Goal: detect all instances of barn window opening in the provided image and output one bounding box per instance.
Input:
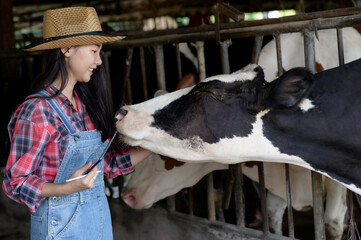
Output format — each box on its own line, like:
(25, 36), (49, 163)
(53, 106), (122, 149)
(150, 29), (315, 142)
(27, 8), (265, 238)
(176, 17), (190, 28)
(208, 9), (296, 23)
(267, 9), (297, 19)
(143, 16), (179, 31)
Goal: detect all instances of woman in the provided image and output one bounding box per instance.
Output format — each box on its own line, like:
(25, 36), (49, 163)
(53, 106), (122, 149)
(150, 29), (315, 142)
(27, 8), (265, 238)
(2, 6), (151, 239)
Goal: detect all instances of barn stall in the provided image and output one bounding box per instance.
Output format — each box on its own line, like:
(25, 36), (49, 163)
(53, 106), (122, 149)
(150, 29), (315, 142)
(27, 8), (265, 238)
(1, 1), (361, 239)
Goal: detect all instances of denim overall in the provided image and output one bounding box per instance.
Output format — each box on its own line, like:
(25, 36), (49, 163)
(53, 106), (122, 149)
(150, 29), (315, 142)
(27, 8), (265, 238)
(30, 90), (113, 240)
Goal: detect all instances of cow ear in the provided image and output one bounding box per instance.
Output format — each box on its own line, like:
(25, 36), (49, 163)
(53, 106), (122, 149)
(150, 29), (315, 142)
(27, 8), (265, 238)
(268, 67), (314, 108)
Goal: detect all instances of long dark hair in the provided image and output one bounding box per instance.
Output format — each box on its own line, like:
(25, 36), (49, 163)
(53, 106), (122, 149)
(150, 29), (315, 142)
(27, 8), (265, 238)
(29, 48), (114, 141)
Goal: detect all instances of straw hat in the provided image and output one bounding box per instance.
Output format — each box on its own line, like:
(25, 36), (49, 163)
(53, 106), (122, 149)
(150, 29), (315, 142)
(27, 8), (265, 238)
(23, 6), (125, 51)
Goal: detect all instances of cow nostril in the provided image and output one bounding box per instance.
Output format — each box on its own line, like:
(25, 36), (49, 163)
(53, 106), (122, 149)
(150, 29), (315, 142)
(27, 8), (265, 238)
(122, 192), (136, 207)
(120, 108), (128, 115)
(115, 108), (128, 121)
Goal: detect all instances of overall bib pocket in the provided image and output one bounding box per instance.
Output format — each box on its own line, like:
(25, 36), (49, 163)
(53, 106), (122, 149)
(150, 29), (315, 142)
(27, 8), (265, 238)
(50, 200), (80, 239)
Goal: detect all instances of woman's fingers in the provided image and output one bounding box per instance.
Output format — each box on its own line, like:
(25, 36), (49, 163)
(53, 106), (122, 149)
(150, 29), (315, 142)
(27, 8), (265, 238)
(72, 162), (92, 177)
(68, 162), (99, 186)
(87, 166), (99, 182)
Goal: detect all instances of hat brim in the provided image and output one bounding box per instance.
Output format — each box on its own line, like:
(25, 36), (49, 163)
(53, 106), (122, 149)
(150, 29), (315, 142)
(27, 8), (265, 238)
(23, 31), (126, 51)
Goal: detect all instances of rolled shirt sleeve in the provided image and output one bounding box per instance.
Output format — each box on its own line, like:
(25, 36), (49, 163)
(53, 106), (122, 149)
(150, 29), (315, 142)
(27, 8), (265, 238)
(2, 118), (50, 213)
(103, 147), (134, 179)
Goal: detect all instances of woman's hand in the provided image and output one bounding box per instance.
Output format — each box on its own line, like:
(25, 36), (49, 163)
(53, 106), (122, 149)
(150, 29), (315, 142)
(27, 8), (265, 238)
(41, 162), (100, 198)
(67, 162), (100, 191)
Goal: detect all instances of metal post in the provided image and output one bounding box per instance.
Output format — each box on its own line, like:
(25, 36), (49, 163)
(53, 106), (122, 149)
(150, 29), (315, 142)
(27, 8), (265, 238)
(220, 39), (232, 74)
(207, 173), (216, 221)
(166, 195), (176, 212)
(304, 29), (326, 240)
(336, 28), (355, 240)
(175, 43), (183, 81)
(285, 164), (295, 238)
(188, 186), (194, 216)
(311, 171), (326, 240)
(303, 30), (316, 73)
(139, 47), (149, 100)
(223, 168), (235, 210)
(154, 45), (167, 90)
(336, 28), (345, 66)
(257, 162), (269, 233)
(274, 33), (283, 76)
(251, 35), (264, 64)
(274, 33), (295, 238)
(194, 41), (206, 81)
(233, 164), (245, 227)
(122, 48), (133, 105)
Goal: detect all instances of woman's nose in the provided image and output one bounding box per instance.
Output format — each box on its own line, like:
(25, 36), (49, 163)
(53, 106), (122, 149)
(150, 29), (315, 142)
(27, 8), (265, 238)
(96, 55), (102, 65)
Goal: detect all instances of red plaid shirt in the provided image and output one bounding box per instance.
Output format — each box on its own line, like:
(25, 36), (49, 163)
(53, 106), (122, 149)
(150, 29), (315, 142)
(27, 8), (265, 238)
(2, 86), (133, 212)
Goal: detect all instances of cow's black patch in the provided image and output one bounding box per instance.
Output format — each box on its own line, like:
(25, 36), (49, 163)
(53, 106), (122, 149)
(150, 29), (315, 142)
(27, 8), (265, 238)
(263, 58), (361, 188)
(151, 74), (267, 143)
(152, 59), (361, 191)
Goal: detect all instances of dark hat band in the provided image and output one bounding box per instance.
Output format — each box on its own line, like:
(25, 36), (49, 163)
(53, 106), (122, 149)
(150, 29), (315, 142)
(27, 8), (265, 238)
(23, 31), (126, 50)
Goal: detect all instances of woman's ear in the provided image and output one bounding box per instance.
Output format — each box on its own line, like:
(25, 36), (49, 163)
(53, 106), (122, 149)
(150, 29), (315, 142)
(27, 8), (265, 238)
(61, 46), (72, 57)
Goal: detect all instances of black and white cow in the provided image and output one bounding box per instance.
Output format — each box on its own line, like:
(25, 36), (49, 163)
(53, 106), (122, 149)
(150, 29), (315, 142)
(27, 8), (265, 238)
(117, 27), (361, 240)
(116, 56), (361, 197)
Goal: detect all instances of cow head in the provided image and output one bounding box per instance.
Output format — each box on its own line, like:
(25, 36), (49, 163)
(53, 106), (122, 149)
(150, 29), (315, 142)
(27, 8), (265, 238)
(121, 153), (228, 209)
(115, 64), (314, 163)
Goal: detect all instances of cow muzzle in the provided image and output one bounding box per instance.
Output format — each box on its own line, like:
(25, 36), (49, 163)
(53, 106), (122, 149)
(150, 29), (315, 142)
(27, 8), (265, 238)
(115, 108), (128, 121)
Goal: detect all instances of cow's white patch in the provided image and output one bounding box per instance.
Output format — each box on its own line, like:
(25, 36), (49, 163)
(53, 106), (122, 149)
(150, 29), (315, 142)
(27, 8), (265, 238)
(345, 183), (361, 196)
(139, 110), (313, 172)
(203, 110), (313, 168)
(122, 153), (228, 209)
(202, 64), (259, 83)
(125, 87), (193, 115)
(298, 98), (315, 112)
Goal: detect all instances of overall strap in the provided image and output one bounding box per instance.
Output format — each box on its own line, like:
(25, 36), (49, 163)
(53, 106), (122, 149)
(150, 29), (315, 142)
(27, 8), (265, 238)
(37, 90), (77, 135)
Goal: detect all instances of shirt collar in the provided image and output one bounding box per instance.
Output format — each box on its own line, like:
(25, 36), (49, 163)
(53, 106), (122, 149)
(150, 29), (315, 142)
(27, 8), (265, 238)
(47, 85), (81, 111)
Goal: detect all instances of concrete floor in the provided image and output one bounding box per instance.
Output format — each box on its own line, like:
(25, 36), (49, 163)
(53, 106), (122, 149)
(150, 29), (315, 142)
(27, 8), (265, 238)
(0, 187), (360, 240)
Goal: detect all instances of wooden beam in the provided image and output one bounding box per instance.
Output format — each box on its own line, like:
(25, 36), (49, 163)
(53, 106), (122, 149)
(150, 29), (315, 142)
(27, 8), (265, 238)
(0, 0), (17, 80)
(0, 0), (15, 50)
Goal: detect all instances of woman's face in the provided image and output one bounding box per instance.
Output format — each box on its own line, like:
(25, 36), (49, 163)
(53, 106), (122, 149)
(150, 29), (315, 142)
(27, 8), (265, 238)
(66, 44), (103, 83)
